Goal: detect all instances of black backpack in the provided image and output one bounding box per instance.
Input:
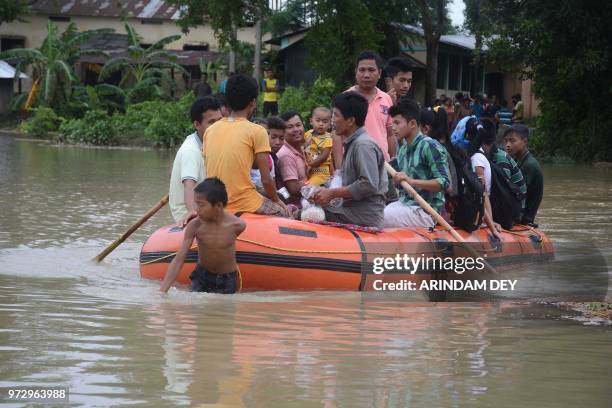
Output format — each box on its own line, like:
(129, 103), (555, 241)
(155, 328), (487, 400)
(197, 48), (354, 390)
(488, 159), (522, 230)
(448, 148), (484, 232)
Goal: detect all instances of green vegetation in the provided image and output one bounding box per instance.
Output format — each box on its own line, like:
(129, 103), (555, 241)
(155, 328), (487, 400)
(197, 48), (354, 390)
(19, 107), (63, 137)
(278, 78), (336, 124)
(0, 0), (29, 26)
(474, 0), (612, 162)
(4, 22), (196, 147)
(55, 93), (195, 147)
(57, 110), (116, 145)
(98, 24), (186, 107)
(0, 21), (113, 114)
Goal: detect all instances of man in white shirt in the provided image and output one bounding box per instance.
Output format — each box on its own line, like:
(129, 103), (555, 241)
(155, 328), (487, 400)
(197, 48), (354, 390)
(169, 97), (222, 226)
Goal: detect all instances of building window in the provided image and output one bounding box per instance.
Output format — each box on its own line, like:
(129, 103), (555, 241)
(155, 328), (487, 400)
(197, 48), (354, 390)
(183, 43), (209, 51)
(0, 37), (25, 52)
(448, 55), (460, 90)
(49, 16), (71, 22)
(462, 58), (471, 91)
(141, 19), (163, 25)
(437, 54), (447, 89)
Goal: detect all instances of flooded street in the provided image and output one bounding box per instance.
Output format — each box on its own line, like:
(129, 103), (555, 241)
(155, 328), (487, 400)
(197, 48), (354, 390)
(1, 137), (610, 407)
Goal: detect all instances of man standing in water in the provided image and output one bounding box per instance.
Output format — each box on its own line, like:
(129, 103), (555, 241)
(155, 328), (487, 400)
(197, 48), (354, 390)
(169, 97), (222, 226)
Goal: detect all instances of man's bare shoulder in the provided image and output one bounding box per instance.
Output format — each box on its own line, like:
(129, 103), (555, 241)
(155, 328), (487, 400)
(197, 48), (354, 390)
(185, 217), (204, 236)
(222, 211), (246, 234)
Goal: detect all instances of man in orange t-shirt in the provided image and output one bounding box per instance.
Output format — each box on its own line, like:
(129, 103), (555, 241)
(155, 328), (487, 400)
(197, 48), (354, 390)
(204, 74), (290, 217)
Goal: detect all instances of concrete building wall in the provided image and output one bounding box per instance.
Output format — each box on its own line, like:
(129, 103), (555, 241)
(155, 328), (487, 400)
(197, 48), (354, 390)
(500, 75), (538, 119)
(522, 79), (539, 118)
(1, 14), (263, 96)
(0, 15), (258, 51)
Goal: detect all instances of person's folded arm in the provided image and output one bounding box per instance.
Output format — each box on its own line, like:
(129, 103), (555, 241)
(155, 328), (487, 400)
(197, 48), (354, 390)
(346, 145), (380, 200)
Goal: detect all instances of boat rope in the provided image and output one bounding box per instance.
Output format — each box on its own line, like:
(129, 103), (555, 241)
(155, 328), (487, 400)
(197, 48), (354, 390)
(502, 226), (544, 242)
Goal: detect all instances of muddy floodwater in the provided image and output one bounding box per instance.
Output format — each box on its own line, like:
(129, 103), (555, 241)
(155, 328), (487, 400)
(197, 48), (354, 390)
(1, 137), (610, 407)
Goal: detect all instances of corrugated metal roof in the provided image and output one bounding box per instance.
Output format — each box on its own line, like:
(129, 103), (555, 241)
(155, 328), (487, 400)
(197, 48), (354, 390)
(0, 60), (28, 79)
(30, 0), (181, 20)
(397, 24), (487, 51)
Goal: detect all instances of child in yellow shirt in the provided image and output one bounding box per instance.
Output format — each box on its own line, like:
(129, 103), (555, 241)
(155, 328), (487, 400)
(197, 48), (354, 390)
(304, 107), (333, 186)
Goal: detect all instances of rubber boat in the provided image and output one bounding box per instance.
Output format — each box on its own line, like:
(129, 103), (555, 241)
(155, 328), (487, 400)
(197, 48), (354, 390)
(140, 213), (554, 291)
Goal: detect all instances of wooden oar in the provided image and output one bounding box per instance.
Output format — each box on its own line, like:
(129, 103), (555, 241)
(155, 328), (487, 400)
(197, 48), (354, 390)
(94, 194), (169, 263)
(384, 162), (497, 274)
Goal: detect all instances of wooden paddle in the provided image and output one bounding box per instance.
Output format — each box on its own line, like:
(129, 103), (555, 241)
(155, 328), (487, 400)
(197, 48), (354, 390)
(384, 162), (497, 274)
(94, 194), (169, 263)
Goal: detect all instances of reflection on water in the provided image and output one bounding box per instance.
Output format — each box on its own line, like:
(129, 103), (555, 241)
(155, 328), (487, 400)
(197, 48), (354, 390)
(0, 138), (611, 407)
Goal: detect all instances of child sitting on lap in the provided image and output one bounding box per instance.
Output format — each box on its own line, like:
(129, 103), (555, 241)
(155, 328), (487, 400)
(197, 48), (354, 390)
(160, 178), (246, 294)
(304, 107), (333, 186)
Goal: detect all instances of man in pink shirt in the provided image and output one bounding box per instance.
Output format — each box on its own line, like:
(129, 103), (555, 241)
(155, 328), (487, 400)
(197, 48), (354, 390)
(277, 111), (308, 205)
(332, 50), (395, 168)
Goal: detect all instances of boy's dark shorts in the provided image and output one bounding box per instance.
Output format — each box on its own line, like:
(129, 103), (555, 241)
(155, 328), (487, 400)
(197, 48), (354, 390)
(189, 265), (238, 294)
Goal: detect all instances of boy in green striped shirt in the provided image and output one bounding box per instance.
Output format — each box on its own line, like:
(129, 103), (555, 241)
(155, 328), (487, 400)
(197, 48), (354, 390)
(384, 98), (450, 228)
(490, 145), (527, 210)
(480, 118), (527, 222)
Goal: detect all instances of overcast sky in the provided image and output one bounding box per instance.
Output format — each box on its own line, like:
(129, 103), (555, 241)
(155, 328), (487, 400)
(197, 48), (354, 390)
(448, 0), (466, 28)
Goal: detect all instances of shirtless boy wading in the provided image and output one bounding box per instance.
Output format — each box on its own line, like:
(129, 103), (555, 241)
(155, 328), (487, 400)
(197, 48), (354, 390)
(160, 178), (246, 294)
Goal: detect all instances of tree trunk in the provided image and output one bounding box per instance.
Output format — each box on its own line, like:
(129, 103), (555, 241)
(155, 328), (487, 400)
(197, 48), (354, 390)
(470, 33), (483, 96)
(424, 37), (439, 106)
(468, 0), (483, 96)
(254, 14), (262, 85)
(229, 22), (237, 73)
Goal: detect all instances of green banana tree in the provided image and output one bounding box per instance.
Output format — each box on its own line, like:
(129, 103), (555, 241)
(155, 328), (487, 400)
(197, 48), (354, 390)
(0, 21), (113, 111)
(70, 84), (126, 113)
(99, 24), (187, 103)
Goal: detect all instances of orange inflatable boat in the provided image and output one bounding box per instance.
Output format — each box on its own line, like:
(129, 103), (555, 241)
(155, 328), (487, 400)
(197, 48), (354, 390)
(140, 214), (554, 291)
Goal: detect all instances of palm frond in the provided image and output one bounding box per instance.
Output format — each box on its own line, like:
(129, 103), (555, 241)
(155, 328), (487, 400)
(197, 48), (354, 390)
(142, 67), (174, 86)
(0, 48), (44, 63)
(9, 93), (28, 112)
(99, 57), (130, 81)
(127, 45), (145, 59)
(41, 67), (54, 106)
(146, 50), (177, 61)
(96, 84), (126, 98)
(148, 35), (181, 51)
(59, 22), (79, 43)
(124, 24), (141, 47)
(126, 78), (162, 104)
(40, 21), (59, 58)
(52, 60), (76, 83)
(149, 60), (187, 76)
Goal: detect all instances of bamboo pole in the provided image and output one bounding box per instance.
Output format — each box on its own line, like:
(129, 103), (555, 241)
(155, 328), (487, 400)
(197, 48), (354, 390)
(384, 162), (497, 274)
(94, 195), (169, 262)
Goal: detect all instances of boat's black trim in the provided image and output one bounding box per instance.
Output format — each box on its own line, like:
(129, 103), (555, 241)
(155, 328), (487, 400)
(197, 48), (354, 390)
(140, 250), (363, 273)
(140, 249), (554, 274)
(345, 230), (367, 291)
